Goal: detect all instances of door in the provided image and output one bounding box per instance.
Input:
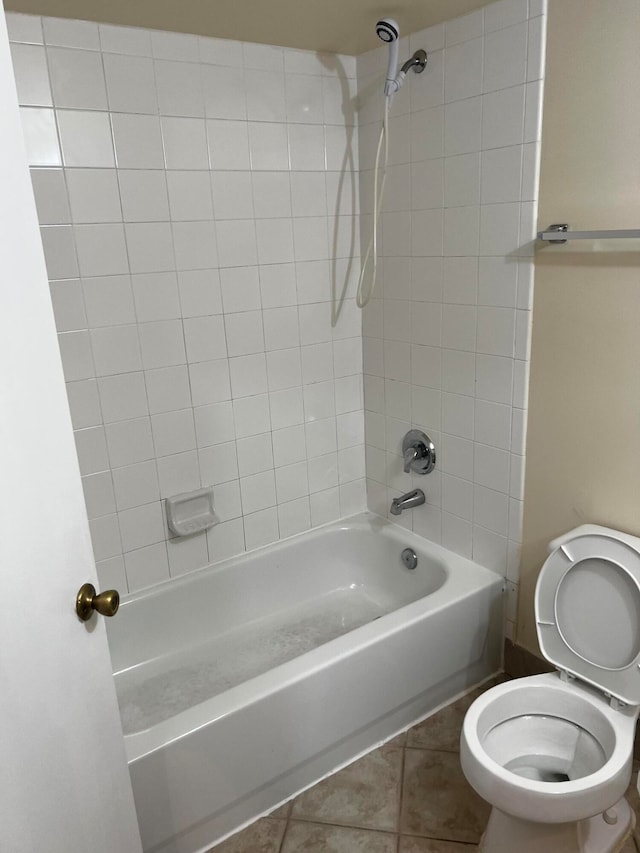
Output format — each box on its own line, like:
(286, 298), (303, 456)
(0, 8), (142, 853)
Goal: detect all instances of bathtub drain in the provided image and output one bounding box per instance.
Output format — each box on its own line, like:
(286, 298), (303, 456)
(401, 548), (418, 570)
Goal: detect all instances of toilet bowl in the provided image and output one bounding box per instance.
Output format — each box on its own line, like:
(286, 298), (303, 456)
(461, 524), (640, 852)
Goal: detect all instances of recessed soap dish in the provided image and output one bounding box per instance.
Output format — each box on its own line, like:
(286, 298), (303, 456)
(165, 487), (215, 537)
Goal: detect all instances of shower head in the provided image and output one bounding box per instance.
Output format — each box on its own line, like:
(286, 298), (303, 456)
(376, 17), (400, 96)
(375, 17), (399, 43)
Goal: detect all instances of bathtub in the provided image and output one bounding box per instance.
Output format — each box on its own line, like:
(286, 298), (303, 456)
(107, 512), (504, 853)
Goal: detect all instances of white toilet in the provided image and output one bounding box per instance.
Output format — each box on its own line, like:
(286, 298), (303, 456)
(461, 524), (640, 853)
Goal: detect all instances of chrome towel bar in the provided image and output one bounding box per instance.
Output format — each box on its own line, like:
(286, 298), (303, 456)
(538, 223), (640, 243)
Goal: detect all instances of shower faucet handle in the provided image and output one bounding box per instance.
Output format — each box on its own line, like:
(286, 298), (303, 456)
(402, 430), (436, 475)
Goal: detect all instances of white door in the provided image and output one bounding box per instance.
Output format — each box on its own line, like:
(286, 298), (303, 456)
(0, 8), (142, 853)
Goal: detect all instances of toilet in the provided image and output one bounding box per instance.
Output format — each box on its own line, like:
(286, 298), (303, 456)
(461, 524), (640, 853)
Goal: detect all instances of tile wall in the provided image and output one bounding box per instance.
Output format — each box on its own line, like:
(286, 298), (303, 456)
(357, 0), (546, 640)
(7, 11), (365, 594)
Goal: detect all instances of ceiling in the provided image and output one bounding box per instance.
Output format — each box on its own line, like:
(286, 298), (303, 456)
(4, 0), (489, 55)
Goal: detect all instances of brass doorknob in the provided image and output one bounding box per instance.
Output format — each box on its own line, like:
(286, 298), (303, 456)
(76, 583), (120, 621)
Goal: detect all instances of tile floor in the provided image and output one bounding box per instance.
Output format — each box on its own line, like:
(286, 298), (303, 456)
(210, 678), (640, 852)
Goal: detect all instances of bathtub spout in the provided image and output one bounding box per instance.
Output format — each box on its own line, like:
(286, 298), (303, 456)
(390, 489), (425, 516)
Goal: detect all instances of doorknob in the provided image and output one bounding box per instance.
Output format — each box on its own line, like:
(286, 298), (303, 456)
(76, 583), (120, 621)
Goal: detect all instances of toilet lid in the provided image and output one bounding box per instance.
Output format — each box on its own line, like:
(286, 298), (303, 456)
(535, 525), (640, 706)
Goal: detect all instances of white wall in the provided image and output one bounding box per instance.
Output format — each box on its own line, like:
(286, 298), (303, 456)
(7, 11), (365, 595)
(357, 0), (546, 641)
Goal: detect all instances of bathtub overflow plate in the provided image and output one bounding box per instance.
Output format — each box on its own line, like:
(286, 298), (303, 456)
(401, 548), (418, 570)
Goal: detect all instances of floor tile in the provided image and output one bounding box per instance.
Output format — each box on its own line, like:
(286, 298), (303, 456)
(268, 801), (292, 820)
(291, 741), (403, 831)
(281, 820), (397, 853)
(209, 818), (285, 853)
(400, 748), (490, 844)
(400, 839), (476, 852)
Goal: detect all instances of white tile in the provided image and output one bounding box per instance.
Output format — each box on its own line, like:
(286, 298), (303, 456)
(119, 502), (165, 551)
(172, 221), (218, 270)
(269, 387), (304, 430)
(198, 36), (243, 66)
(178, 269), (223, 316)
(243, 42), (283, 71)
(278, 497), (311, 538)
(475, 400), (512, 450)
(183, 315), (227, 362)
(336, 410), (364, 449)
(478, 257), (518, 307)
(441, 348), (475, 397)
(75, 224), (128, 277)
(6, 12), (44, 44)
(125, 542), (170, 593)
(206, 518), (245, 562)
(232, 394), (271, 438)
(286, 73), (323, 124)
(155, 59), (204, 118)
(30, 168), (70, 224)
(255, 219), (294, 265)
(43, 17), (99, 49)
(444, 206), (480, 257)
(476, 354), (513, 404)
(50, 280), (86, 331)
(441, 304), (476, 352)
(444, 153), (480, 208)
(193, 401), (235, 447)
(188, 359), (231, 406)
(47, 47), (107, 109)
(74, 426), (109, 475)
(293, 217), (328, 262)
(263, 307), (299, 351)
(57, 110), (114, 167)
(304, 380), (335, 423)
(240, 469), (277, 514)
(89, 515), (122, 561)
(99, 24), (152, 56)
(484, 0), (527, 33)
(272, 425), (306, 468)
(248, 122), (289, 171)
(481, 145), (523, 204)
(215, 219), (257, 269)
(474, 483), (509, 534)
(112, 461), (160, 511)
(445, 10), (483, 46)
(480, 203), (521, 256)
(10, 43), (52, 106)
(246, 70), (286, 122)
(211, 479), (242, 521)
(275, 461), (308, 503)
(150, 30), (198, 61)
(161, 117), (209, 169)
(298, 303), (332, 345)
(244, 508), (279, 550)
(105, 417), (155, 467)
(444, 97), (482, 156)
(442, 392), (474, 439)
(132, 272), (181, 322)
(199, 441), (238, 486)
(167, 533), (209, 577)
(202, 65), (247, 119)
(477, 306), (515, 356)
(236, 432), (273, 478)
(211, 171), (254, 220)
(442, 257), (477, 305)
(104, 53), (157, 114)
(83, 275), (135, 328)
(301, 342), (333, 385)
(157, 450), (203, 497)
(39, 234), (77, 285)
(58, 331), (94, 381)
(66, 379), (101, 428)
(384, 339), (412, 382)
(229, 353), (268, 397)
(292, 172), (328, 219)
(473, 525), (508, 572)
(252, 171), (291, 219)
(125, 222), (175, 273)
(410, 209), (444, 257)
(225, 311), (264, 357)
(90, 325), (142, 376)
(111, 114), (165, 169)
(138, 319), (186, 369)
(66, 169), (121, 224)
(441, 473), (473, 520)
(442, 512), (472, 558)
(118, 170), (170, 222)
(482, 85), (525, 149)
(444, 37), (483, 103)
(483, 22), (528, 93)
(409, 105), (444, 161)
(296, 259), (330, 304)
(20, 107), (60, 166)
(308, 452), (339, 493)
(151, 409), (196, 457)
(527, 15), (546, 82)
(524, 81), (543, 143)
(96, 555), (128, 592)
(310, 487), (340, 526)
(340, 479), (366, 515)
(145, 365), (192, 414)
(206, 119), (250, 170)
(219, 266), (261, 313)
(305, 417), (337, 457)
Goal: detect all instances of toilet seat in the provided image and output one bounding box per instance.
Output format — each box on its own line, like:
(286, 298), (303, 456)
(536, 524), (640, 707)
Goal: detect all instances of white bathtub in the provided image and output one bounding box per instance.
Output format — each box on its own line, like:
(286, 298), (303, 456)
(107, 512), (504, 853)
